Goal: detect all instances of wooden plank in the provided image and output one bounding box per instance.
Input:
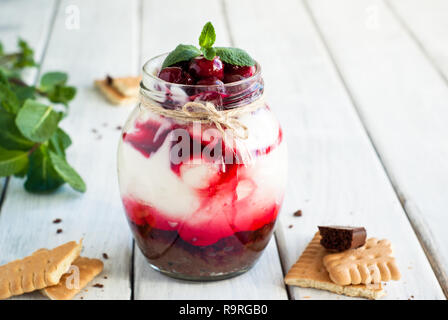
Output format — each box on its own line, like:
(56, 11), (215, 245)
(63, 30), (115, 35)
(225, 0), (445, 299)
(133, 0), (288, 300)
(388, 0), (448, 82)
(307, 0), (448, 296)
(0, 0), (58, 206)
(0, 0), (140, 299)
(305, 0), (448, 296)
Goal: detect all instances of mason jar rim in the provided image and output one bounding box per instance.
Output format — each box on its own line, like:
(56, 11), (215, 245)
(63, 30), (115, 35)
(141, 52), (262, 90)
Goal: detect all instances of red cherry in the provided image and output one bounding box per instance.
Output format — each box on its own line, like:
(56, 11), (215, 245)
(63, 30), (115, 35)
(196, 77), (224, 86)
(223, 74), (244, 84)
(183, 72), (195, 85)
(225, 65), (256, 78)
(158, 67), (195, 85)
(188, 56), (224, 80)
(158, 67), (183, 83)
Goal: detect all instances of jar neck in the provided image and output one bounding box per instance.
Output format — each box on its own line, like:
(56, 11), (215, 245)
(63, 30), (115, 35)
(140, 54), (264, 111)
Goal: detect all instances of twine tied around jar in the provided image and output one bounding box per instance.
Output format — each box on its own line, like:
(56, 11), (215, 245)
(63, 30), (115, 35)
(139, 93), (265, 140)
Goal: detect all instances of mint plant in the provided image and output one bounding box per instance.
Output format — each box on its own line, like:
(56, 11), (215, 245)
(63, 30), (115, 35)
(162, 22), (255, 68)
(0, 38), (85, 193)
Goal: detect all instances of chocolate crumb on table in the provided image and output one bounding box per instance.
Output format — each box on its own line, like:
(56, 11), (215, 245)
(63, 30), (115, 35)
(102, 253), (109, 259)
(56, 229), (63, 234)
(293, 210), (302, 217)
(93, 283), (104, 288)
(53, 218), (62, 224)
(104, 276), (108, 279)
(288, 225), (293, 229)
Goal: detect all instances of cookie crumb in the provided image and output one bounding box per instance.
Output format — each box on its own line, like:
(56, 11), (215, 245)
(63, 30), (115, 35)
(302, 296), (311, 299)
(93, 283), (104, 288)
(53, 218), (62, 224)
(288, 225), (293, 229)
(102, 253), (109, 260)
(80, 297), (84, 300)
(56, 229), (63, 234)
(104, 276), (108, 279)
(293, 210), (302, 217)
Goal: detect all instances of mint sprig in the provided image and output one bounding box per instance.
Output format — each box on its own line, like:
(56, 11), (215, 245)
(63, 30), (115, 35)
(0, 38), (85, 193)
(161, 22), (255, 67)
(161, 44), (201, 69)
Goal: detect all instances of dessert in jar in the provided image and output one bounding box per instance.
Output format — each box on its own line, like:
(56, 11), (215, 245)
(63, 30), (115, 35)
(117, 22), (287, 280)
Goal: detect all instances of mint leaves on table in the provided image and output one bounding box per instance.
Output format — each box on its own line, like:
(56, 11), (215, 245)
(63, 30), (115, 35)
(0, 38), (85, 193)
(162, 21), (255, 67)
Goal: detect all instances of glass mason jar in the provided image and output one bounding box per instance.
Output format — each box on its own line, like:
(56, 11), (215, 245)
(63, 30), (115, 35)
(117, 53), (287, 281)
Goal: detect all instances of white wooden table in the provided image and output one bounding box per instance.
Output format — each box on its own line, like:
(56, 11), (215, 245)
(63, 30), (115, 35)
(1, 0), (447, 300)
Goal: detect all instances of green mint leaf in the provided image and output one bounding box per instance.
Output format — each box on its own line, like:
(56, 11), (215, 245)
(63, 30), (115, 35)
(14, 39), (37, 69)
(0, 109), (34, 150)
(201, 47), (216, 61)
(14, 161), (29, 177)
(199, 22), (216, 49)
(40, 72), (68, 91)
(46, 85), (76, 105)
(15, 99), (60, 143)
(10, 83), (36, 106)
(162, 44), (201, 68)
(215, 47), (255, 66)
(24, 144), (64, 193)
(0, 147), (29, 177)
(0, 82), (21, 114)
(49, 128), (72, 158)
(49, 151), (85, 192)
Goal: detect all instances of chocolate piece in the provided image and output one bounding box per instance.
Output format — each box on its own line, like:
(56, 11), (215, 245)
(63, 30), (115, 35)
(318, 226), (366, 252)
(293, 210), (302, 217)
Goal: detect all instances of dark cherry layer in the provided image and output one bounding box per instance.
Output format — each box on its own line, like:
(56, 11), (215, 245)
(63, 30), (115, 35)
(129, 220), (275, 277)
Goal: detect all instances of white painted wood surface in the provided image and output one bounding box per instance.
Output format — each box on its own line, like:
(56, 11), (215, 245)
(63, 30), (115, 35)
(133, 0), (287, 300)
(307, 0), (448, 294)
(0, 0), (139, 299)
(388, 0), (448, 81)
(225, 0), (444, 300)
(1, 0), (447, 300)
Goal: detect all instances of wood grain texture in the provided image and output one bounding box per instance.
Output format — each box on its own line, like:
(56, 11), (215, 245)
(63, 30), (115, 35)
(225, 0), (445, 299)
(0, 0), (140, 299)
(388, 0), (448, 82)
(306, 0), (448, 296)
(132, 0), (288, 300)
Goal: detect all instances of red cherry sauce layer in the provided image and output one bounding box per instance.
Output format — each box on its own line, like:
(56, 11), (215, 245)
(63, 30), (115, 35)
(121, 113), (283, 276)
(122, 114), (283, 242)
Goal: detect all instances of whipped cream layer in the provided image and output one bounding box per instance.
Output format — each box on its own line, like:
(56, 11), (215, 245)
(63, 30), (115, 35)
(118, 105), (287, 246)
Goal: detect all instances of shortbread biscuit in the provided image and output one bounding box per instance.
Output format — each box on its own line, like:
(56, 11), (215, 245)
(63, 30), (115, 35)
(285, 233), (385, 299)
(0, 240), (82, 300)
(94, 79), (138, 105)
(323, 238), (400, 286)
(41, 257), (104, 300)
(109, 76), (141, 97)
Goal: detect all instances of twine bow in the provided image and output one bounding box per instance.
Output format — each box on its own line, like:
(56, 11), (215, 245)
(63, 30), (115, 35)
(139, 93), (264, 140)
